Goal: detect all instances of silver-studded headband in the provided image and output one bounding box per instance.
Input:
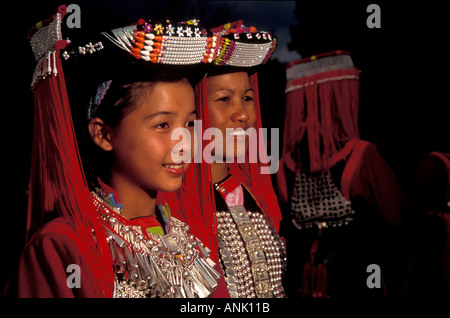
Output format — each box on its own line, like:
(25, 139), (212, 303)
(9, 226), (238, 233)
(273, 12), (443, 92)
(210, 21), (277, 67)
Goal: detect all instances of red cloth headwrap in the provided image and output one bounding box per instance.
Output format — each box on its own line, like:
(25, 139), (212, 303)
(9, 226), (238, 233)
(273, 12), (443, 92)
(277, 51), (361, 202)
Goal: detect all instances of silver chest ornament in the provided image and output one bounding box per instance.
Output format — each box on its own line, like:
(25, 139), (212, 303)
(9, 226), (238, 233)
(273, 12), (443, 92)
(92, 193), (220, 298)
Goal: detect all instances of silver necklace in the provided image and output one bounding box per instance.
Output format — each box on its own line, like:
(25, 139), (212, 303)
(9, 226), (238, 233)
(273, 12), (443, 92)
(92, 192), (221, 298)
(216, 206), (287, 298)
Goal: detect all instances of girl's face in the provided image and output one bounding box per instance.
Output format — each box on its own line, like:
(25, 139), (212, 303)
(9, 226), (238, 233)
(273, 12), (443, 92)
(107, 79), (196, 193)
(206, 72), (257, 160)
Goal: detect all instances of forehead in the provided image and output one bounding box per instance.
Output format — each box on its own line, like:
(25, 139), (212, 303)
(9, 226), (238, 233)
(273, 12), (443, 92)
(206, 72), (251, 92)
(133, 80), (195, 115)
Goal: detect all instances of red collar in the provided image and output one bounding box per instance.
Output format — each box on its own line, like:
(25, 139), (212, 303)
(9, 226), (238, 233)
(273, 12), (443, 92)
(214, 175), (242, 200)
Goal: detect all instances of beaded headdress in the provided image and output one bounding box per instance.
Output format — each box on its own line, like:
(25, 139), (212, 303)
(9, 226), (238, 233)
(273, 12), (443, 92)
(100, 18), (217, 65)
(209, 20), (277, 67)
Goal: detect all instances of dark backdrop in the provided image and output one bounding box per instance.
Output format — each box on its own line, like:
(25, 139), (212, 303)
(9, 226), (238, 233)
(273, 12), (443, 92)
(2, 0), (448, 298)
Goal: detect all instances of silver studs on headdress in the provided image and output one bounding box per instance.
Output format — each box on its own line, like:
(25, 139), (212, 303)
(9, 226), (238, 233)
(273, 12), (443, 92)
(211, 22), (277, 67)
(62, 41), (104, 60)
(101, 19), (218, 65)
(30, 10), (64, 88)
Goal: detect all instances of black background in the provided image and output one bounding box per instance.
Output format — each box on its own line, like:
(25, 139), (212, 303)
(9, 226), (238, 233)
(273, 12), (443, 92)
(2, 0), (448, 305)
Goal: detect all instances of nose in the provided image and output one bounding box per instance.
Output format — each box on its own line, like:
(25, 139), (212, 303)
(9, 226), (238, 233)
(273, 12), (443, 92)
(172, 134), (190, 154)
(170, 128), (192, 163)
(231, 101), (250, 123)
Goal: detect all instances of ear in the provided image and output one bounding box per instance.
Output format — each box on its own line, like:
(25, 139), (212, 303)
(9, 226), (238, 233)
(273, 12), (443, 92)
(88, 118), (114, 151)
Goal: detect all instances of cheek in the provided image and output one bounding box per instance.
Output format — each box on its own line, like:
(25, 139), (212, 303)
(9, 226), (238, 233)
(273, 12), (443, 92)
(135, 134), (172, 166)
(247, 104), (257, 127)
(189, 132), (196, 161)
(207, 104), (228, 130)
(113, 129), (168, 171)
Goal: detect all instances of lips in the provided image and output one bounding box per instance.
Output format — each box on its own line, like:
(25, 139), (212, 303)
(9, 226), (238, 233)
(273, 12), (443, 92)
(226, 128), (251, 143)
(226, 127), (249, 136)
(226, 130), (246, 136)
(162, 163), (185, 176)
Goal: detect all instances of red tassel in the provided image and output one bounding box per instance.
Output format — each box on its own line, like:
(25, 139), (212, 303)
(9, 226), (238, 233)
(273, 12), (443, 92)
(302, 263), (311, 297)
(27, 43), (114, 296)
(281, 60), (360, 174)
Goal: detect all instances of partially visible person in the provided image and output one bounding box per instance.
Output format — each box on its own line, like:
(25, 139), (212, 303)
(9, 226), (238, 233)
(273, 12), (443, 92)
(405, 151), (450, 299)
(277, 51), (408, 298)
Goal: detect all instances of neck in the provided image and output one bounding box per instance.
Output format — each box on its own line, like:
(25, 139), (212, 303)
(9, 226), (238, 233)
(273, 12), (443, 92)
(109, 173), (157, 219)
(210, 162), (230, 184)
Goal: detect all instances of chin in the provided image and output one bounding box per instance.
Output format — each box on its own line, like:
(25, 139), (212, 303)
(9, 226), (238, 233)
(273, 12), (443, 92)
(234, 144), (249, 160)
(159, 179), (184, 193)
(219, 144), (248, 162)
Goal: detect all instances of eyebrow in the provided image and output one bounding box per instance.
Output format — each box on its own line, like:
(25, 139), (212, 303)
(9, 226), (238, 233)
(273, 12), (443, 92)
(144, 109), (197, 121)
(213, 88), (254, 94)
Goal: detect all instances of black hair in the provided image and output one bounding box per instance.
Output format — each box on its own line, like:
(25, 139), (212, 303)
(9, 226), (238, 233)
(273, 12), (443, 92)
(91, 66), (203, 129)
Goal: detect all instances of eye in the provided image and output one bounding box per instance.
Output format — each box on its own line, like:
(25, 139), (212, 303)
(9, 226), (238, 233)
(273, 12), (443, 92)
(243, 96), (254, 102)
(216, 96), (230, 103)
(186, 120), (195, 128)
(155, 122), (169, 129)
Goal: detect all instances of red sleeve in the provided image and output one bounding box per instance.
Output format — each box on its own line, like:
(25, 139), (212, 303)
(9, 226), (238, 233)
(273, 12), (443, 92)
(5, 218), (102, 298)
(342, 141), (407, 227)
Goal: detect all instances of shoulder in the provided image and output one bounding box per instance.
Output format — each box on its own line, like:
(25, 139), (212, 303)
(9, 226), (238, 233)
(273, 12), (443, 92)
(28, 217), (79, 242)
(24, 217), (85, 261)
(341, 140), (384, 196)
(349, 140), (377, 159)
(33, 217), (77, 236)
(6, 218), (97, 297)
(345, 140), (383, 173)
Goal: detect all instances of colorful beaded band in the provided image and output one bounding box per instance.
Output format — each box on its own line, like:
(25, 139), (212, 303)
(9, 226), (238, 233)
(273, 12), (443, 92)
(215, 39), (276, 67)
(211, 22), (277, 67)
(101, 19), (218, 65)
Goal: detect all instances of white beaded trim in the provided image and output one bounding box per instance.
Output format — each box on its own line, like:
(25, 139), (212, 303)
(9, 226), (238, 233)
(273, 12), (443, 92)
(226, 41), (274, 67)
(30, 12), (63, 88)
